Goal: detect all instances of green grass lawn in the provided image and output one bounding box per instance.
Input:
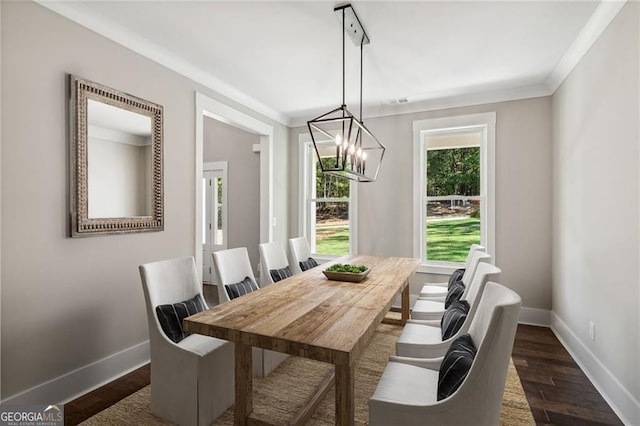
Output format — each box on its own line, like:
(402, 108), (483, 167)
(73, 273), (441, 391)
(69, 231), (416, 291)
(314, 218), (480, 260)
(315, 225), (349, 255)
(427, 217), (481, 262)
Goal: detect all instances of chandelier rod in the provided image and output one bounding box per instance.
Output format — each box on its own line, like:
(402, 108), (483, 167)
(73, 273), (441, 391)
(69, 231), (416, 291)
(342, 8), (346, 108)
(360, 42), (363, 121)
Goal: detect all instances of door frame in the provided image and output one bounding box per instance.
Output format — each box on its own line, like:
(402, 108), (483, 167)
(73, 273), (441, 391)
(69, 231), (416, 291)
(195, 92), (274, 280)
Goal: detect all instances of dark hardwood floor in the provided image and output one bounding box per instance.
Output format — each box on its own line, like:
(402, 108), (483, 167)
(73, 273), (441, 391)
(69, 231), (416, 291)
(64, 364), (150, 425)
(64, 289), (623, 425)
(512, 325), (623, 426)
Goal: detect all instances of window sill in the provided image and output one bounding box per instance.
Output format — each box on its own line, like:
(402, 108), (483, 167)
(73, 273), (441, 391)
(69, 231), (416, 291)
(312, 254), (342, 264)
(417, 262), (463, 275)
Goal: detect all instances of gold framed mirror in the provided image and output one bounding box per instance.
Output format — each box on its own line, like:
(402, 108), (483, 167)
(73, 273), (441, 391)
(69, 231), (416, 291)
(69, 75), (164, 237)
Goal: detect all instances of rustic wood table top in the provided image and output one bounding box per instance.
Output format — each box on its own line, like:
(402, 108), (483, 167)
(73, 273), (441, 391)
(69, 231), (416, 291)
(183, 254), (419, 425)
(184, 254), (419, 365)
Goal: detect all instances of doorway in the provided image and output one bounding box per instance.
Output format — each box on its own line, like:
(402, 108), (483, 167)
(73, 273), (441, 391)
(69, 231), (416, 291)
(202, 162), (227, 284)
(194, 92), (274, 288)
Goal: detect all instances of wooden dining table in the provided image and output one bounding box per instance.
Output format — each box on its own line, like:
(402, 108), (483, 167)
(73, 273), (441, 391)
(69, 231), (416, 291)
(183, 254), (419, 426)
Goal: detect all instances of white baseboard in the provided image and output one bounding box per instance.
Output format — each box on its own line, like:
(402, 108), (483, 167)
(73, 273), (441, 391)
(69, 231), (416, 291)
(1, 340), (150, 406)
(551, 312), (640, 426)
(518, 307), (551, 326)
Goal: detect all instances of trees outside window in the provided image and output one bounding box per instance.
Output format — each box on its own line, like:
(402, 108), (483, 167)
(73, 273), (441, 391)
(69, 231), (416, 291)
(313, 157), (350, 255)
(426, 145), (481, 262)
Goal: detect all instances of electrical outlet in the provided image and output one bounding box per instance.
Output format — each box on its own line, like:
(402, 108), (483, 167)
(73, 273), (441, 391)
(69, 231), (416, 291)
(589, 321), (596, 341)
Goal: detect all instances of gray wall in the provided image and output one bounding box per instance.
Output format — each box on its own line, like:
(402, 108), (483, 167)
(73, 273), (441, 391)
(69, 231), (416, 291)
(552, 1), (639, 417)
(0, 3), (3, 391)
(290, 97), (553, 311)
(204, 117), (261, 275)
(1, 1), (289, 400)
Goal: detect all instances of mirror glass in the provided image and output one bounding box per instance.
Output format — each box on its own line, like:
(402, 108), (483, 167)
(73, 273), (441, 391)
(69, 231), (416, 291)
(87, 100), (152, 218)
(70, 75), (163, 237)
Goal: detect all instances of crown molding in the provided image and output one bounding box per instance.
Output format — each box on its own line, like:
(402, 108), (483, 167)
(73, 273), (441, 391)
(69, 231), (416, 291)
(37, 0), (625, 130)
(546, 0), (627, 93)
(289, 83), (552, 128)
(35, 1), (290, 127)
(291, 0), (627, 128)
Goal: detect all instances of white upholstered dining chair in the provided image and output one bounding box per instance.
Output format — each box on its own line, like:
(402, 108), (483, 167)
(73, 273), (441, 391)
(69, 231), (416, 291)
(212, 247), (259, 303)
(288, 236), (317, 274)
(139, 257), (234, 426)
(213, 247), (285, 376)
(396, 262), (502, 358)
(369, 281), (521, 426)
(419, 244), (485, 301)
(259, 241), (293, 286)
(410, 250), (491, 321)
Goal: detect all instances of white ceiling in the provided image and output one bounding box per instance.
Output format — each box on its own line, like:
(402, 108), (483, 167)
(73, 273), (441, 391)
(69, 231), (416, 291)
(43, 1), (623, 126)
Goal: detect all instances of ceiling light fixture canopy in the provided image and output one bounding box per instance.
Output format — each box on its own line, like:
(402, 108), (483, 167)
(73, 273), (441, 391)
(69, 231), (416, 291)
(307, 4), (385, 183)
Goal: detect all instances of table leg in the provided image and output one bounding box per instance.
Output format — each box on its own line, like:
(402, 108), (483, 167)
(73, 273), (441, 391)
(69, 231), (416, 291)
(235, 343), (253, 425)
(335, 364), (354, 426)
(401, 282), (410, 325)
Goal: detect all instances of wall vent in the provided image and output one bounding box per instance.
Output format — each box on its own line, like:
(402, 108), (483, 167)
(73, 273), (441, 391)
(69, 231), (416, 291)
(382, 97), (409, 105)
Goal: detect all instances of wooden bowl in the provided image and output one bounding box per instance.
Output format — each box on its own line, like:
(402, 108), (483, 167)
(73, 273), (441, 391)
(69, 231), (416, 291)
(322, 268), (370, 283)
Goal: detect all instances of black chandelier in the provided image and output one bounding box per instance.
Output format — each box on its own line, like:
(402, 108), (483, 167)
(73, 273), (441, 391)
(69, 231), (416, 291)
(307, 4), (385, 182)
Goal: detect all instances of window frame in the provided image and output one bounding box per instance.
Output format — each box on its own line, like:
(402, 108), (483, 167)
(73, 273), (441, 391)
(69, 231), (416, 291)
(299, 133), (358, 260)
(413, 112), (495, 274)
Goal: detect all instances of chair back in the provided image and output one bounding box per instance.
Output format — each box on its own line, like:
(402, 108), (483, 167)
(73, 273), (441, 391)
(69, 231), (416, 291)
(452, 282), (522, 424)
(259, 241), (292, 286)
(288, 237), (312, 274)
(463, 244), (485, 269)
(139, 257), (206, 345)
(462, 262), (500, 307)
(212, 247), (258, 303)
(440, 262), (501, 343)
(460, 251), (491, 286)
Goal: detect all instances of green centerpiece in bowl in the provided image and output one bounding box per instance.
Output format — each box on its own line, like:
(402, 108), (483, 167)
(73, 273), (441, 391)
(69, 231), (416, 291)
(323, 263), (370, 282)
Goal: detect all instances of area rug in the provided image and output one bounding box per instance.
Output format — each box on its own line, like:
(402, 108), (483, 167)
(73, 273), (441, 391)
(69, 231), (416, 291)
(81, 323), (534, 425)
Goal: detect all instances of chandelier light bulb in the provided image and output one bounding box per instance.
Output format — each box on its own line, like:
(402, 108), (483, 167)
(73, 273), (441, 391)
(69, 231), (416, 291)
(356, 147), (363, 158)
(335, 134), (342, 145)
(362, 151), (368, 160)
(348, 144), (355, 154)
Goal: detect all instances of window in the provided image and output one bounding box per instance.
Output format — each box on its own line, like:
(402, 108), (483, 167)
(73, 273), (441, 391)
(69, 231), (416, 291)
(413, 113), (495, 273)
(299, 134), (357, 257)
